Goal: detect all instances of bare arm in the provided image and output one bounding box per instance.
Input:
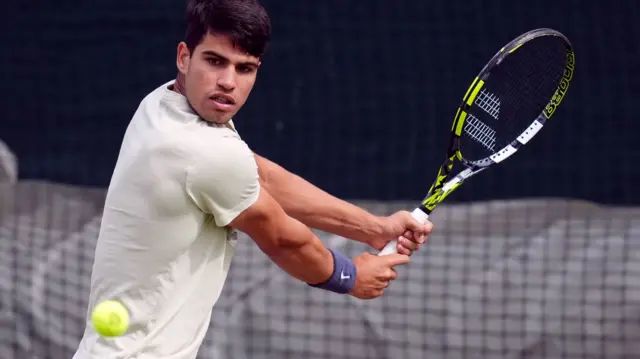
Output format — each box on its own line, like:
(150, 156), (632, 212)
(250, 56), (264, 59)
(254, 153), (384, 245)
(230, 187), (411, 299)
(185, 138), (409, 298)
(230, 186), (334, 285)
(186, 138), (335, 285)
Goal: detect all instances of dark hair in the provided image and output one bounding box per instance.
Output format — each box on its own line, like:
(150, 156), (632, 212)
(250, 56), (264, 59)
(185, 0), (271, 58)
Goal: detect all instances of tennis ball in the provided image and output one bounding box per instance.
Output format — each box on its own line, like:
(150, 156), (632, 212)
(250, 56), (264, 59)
(91, 300), (130, 337)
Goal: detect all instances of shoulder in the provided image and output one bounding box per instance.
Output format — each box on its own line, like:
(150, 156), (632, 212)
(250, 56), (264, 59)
(130, 80), (254, 168)
(187, 135), (257, 182)
(138, 80), (177, 109)
(131, 80), (197, 124)
(184, 135), (259, 226)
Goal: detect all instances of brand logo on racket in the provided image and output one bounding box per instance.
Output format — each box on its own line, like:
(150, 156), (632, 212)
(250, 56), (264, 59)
(543, 50), (575, 119)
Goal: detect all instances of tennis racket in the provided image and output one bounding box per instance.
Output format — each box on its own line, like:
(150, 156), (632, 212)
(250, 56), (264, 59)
(379, 28), (575, 256)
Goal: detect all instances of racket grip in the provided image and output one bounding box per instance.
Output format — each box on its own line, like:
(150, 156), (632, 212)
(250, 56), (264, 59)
(378, 208), (430, 256)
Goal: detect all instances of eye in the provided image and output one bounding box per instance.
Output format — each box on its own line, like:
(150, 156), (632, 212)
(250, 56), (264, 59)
(207, 58), (222, 66)
(237, 65), (252, 73)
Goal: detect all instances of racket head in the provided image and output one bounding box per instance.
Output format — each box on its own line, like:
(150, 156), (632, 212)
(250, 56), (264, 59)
(450, 28), (574, 167)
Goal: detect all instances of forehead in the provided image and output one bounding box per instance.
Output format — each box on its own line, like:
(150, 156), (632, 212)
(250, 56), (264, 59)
(196, 32), (259, 63)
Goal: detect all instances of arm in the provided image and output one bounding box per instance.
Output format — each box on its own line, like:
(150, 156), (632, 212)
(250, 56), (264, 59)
(185, 138), (348, 287)
(231, 188), (334, 284)
(254, 153), (384, 245)
(186, 138), (409, 298)
(229, 187), (410, 298)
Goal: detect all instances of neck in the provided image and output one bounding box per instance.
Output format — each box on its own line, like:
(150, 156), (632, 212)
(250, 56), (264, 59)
(172, 73), (187, 95)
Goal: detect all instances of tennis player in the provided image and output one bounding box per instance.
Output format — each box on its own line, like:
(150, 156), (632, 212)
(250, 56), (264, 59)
(73, 0), (433, 358)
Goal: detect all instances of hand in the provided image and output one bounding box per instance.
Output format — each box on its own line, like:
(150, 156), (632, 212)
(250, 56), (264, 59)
(348, 252), (410, 299)
(370, 211), (434, 255)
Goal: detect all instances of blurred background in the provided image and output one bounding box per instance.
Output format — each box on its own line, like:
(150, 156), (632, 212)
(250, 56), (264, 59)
(1, 1), (639, 358)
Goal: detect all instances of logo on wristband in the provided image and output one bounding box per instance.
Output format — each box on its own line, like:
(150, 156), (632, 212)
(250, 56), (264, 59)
(309, 248), (356, 294)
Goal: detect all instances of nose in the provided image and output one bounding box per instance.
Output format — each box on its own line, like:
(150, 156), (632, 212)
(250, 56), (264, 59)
(217, 68), (236, 91)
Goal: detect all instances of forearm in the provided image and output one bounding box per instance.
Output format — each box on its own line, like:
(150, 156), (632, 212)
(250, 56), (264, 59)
(255, 154), (384, 244)
(263, 217), (335, 285)
(232, 188), (336, 285)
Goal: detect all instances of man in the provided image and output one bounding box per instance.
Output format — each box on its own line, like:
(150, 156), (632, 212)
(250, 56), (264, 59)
(73, 0), (433, 358)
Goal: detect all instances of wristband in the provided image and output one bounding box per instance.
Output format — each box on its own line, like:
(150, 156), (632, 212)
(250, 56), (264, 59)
(308, 248), (357, 294)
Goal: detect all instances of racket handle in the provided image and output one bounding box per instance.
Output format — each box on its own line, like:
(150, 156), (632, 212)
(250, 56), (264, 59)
(378, 208), (430, 256)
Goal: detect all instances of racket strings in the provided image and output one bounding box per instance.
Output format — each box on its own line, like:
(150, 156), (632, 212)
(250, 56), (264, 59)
(498, 39), (566, 120)
(461, 36), (568, 161)
(474, 89), (501, 120)
(464, 114), (497, 152)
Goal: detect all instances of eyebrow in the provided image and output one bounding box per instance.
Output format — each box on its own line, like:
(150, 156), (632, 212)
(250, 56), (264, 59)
(202, 50), (260, 68)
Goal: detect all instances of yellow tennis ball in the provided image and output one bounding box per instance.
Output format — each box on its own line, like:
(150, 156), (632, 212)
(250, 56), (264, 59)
(91, 300), (130, 337)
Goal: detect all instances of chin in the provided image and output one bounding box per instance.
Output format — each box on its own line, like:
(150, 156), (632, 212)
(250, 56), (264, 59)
(203, 113), (233, 125)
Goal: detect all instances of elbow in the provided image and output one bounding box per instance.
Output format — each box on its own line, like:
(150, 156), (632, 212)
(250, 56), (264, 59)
(258, 217), (311, 258)
(260, 234), (306, 258)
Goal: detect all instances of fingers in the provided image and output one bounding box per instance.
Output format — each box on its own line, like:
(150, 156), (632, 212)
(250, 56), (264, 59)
(351, 251), (408, 300)
(367, 289), (385, 299)
(397, 239), (420, 256)
(396, 230), (424, 255)
(421, 223), (434, 242)
(387, 268), (398, 280)
(396, 245), (413, 256)
(402, 230), (424, 244)
(383, 253), (410, 267)
(402, 213), (433, 244)
(403, 211), (429, 232)
(375, 267), (397, 281)
(373, 269), (397, 297)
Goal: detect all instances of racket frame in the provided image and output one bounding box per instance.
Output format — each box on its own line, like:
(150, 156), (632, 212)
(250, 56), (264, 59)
(379, 28), (574, 256)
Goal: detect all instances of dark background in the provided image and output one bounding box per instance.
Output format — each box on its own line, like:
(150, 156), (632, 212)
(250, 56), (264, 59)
(1, 0), (638, 205)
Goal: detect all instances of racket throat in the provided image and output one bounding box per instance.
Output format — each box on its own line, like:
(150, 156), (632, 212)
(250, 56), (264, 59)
(420, 167), (478, 213)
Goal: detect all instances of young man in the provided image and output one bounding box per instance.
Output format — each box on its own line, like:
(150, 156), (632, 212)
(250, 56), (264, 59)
(73, 0), (433, 358)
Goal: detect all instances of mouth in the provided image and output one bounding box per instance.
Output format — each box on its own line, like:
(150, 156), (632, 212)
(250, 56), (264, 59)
(210, 94), (235, 106)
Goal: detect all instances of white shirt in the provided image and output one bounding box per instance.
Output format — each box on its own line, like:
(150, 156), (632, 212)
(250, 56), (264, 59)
(73, 81), (260, 359)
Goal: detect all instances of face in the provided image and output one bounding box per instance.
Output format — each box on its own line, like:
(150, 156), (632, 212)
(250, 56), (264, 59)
(176, 32), (260, 124)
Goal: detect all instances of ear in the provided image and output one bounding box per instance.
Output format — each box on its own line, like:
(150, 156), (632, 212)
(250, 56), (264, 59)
(176, 42), (191, 75)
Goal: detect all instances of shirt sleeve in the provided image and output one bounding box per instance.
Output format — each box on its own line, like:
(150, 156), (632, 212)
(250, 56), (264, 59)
(185, 137), (260, 227)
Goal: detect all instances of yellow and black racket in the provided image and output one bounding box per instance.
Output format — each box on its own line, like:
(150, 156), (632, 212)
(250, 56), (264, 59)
(379, 28), (575, 255)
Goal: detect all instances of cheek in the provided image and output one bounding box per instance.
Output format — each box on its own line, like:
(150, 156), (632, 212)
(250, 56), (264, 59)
(193, 69), (212, 88)
(236, 78), (257, 103)
(186, 67), (216, 98)
(188, 62), (214, 83)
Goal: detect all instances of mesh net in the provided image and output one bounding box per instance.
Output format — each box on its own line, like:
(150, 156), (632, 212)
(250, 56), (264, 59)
(2, 1), (640, 359)
(2, 186), (640, 359)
